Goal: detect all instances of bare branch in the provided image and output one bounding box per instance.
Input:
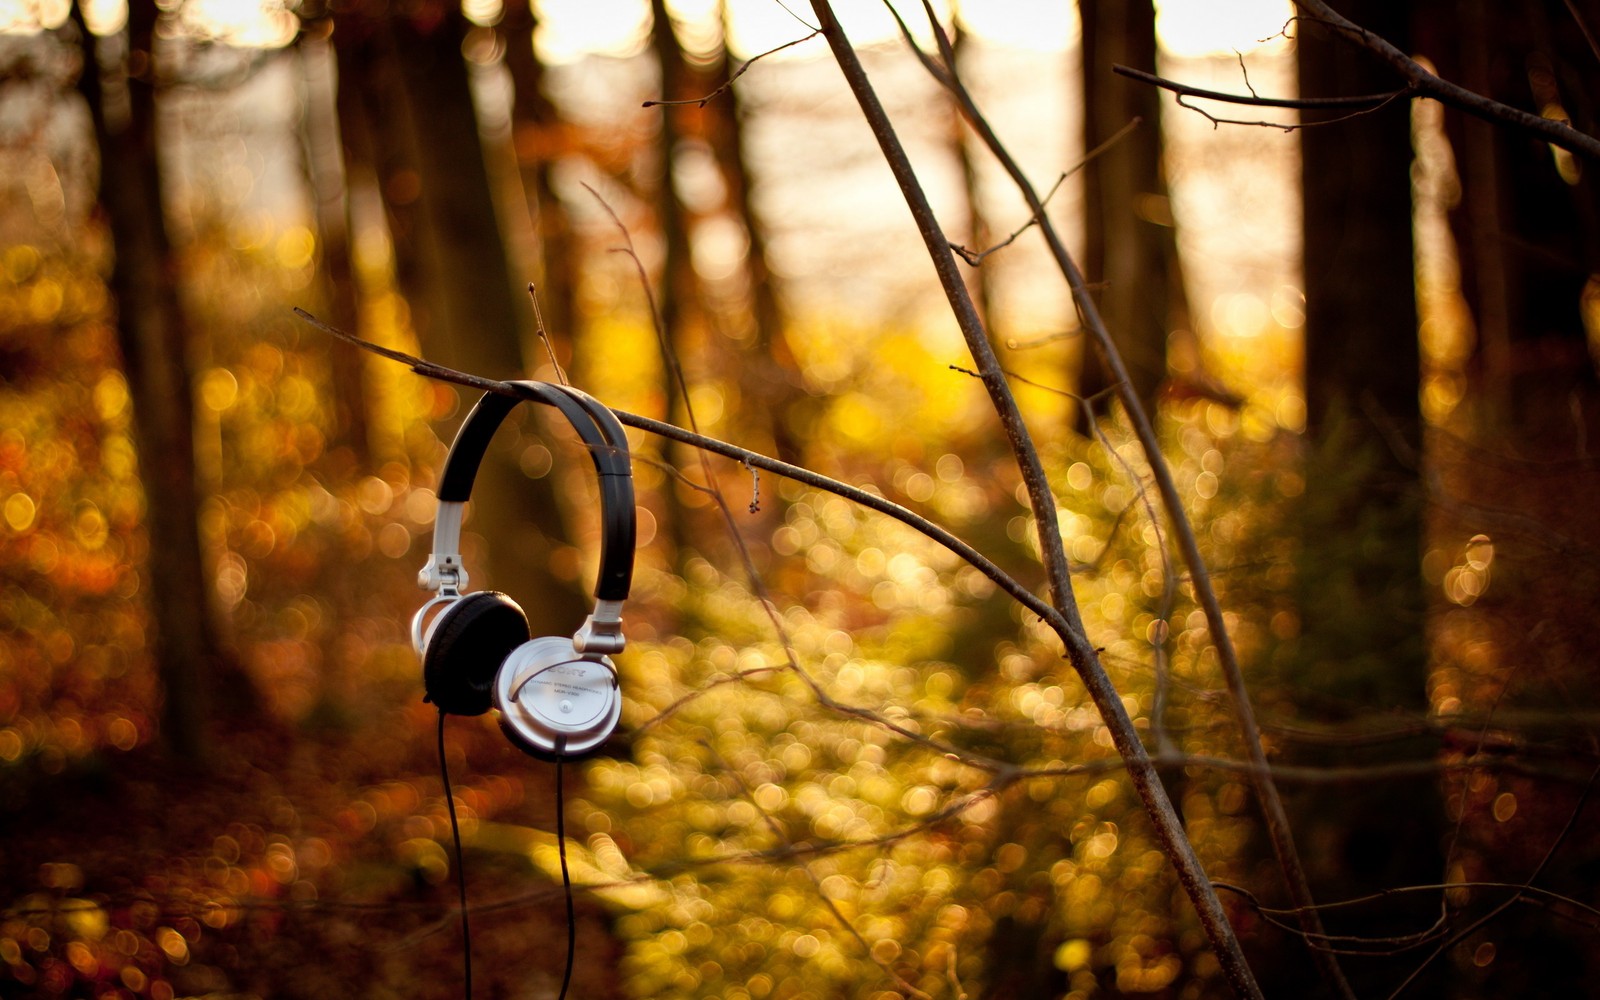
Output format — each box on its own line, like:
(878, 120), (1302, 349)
(290, 309), (1068, 658)
(899, 9), (1345, 997)
(1293, 0), (1600, 159)
(1565, 0), (1600, 66)
(584, 182), (701, 433)
(950, 118), (1143, 267)
(527, 282), (569, 386)
(742, 457), (761, 513)
(642, 30), (822, 108)
(1112, 63), (1407, 112)
(807, 4), (1264, 997)
(1175, 87), (1410, 132)
(1220, 878), (1600, 933)
(1388, 763), (1600, 997)
(1004, 327), (1082, 350)
(1235, 50), (1259, 98)
(1214, 882), (1451, 957)
(1113, 62), (1411, 132)
(711, 742), (935, 1000)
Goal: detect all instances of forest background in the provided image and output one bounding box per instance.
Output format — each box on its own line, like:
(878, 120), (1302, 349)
(1, 0), (1598, 997)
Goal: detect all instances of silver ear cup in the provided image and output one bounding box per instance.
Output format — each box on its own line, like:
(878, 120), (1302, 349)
(492, 636), (622, 757)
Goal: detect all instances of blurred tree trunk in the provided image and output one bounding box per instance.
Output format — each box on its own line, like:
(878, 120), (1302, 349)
(383, 4), (527, 377)
(326, 8), (425, 472)
(330, 6), (430, 313)
(1419, 0), (1600, 422)
(73, 0), (244, 761)
(332, 0), (586, 636)
(647, 0), (698, 558)
(950, 18), (997, 337)
(646, 0), (697, 391)
(500, 0), (579, 356)
(1412, 4), (1600, 994)
(296, 25), (372, 470)
(1291, 5), (1440, 994)
(1299, 8), (1423, 657)
(1077, 0), (1182, 425)
(1079, 0), (1191, 812)
(707, 1), (807, 466)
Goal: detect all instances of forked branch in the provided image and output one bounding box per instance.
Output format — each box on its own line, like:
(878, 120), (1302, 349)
(290, 308), (1059, 637)
(1113, 63), (1407, 112)
(1119, 1), (1600, 157)
(806, 3), (1264, 997)
(1294, 0), (1600, 159)
(885, 1), (1353, 994)
(1113, 62), (1411, 131)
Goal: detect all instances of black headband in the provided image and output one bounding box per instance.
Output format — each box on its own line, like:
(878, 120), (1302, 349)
(432, 381), (635, 603)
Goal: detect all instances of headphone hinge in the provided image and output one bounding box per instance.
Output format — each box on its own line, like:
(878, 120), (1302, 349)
(572, 599), (626, 655)
(418, 553), (467, 596)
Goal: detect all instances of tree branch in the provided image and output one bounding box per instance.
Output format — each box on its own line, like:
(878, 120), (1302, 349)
(808, 3), (1264, 997)
(1114, 62), (1408, 111)
(1387, 763), (1600, 997)
(950, 117), (1143, 266)
(1293, 0), (1600, 160)
(1114, 62), (1411, 132)
(895, 4), (1348, 995)
(289, 308), (1063, 645)
(642, 30), (822, 108)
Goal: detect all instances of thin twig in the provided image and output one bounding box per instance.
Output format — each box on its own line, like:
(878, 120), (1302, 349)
(630, 665), (781, 734)
(527, 283), (569, 386)
(950, 118), (1143, 267)
(1113, 63), (1407, 111)
(1293, 0), (1600, 159)
(1235, 50), (1259, 98)
(1112, 63), (1410, 132)
(516, 184), (1020, 774)
(899, 6), (1335, 996)
(1088, 419), (1178, 766)
(815, 4), (1264, 997)
(1565, 0), (1600, 65)
(584, 183), (699, 433)
(1220, 879), (1600, 933)
(588, 189), (1029, 772)
(642, 30), (822, 108)
(1386, 763), (1600, 998)
(1430, 674), (1517, 972)
(710, 742), (935, 1000)
(1004, 327), (1081, 350)
(743, 457), (760, 513)
(628, 454), (1009, 767)
(1213, 882), (1448, 956)
(1174, 87), (1409, 132)
(294, 306), (1061, 629)
(945, 941), (969, 1000)
(880, 0), (1138, 271)
(693, 438), (1011, 770)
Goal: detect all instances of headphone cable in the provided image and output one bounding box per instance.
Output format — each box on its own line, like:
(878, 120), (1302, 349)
(438, 715), (578, 1000)
(439, 710), (474, 999)
(556, 757), (576, 1000)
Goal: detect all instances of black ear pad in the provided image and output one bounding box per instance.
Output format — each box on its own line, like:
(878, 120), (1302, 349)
(422, 592), (531, 716)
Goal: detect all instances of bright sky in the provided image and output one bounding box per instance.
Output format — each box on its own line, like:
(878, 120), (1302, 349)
(3, 0), (1295, 60)
(539, 0), (1293, 62)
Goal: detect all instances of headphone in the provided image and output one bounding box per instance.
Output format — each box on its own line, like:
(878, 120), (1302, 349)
(411, 381), (635, 759)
